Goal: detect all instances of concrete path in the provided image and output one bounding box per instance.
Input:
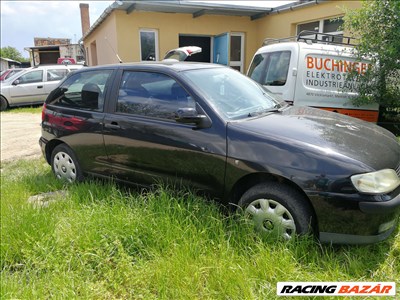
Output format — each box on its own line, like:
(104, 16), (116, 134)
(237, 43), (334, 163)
(1, 112), (42, 162)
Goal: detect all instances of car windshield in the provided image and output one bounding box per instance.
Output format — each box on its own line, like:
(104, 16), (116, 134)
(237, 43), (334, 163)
(182, 67), (283, 120)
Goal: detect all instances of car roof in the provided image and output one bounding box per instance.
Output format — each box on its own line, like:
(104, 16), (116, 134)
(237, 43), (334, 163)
(32, 64), (84, 69)
(80, 61), (225, 73)
(9, 64), (83, 74)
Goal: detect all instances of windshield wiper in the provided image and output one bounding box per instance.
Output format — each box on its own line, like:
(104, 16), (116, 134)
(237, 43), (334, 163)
(247, 105), (282, 117)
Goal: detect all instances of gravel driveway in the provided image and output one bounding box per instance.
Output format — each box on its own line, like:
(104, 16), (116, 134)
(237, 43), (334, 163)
(1, 113), (42, 162)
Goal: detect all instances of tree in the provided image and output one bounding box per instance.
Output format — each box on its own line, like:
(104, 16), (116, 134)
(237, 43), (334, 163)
(0, 46), (28, 62)
(342, 0), (400, 121)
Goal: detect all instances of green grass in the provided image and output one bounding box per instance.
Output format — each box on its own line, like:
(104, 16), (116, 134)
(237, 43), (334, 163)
(1, 105), (43, 114)
(1, 158), (399, 299)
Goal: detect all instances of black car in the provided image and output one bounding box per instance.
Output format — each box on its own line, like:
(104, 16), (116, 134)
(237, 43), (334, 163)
(39, 62), (400, 244)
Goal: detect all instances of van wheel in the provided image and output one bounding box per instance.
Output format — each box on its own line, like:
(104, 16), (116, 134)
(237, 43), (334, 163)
(238, 183), (315, 240)
(51, 144), (83, 183)
(0, 96), (9, 111)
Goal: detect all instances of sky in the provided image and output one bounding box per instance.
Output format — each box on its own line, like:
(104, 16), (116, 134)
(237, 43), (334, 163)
(1, 0), (295, 59)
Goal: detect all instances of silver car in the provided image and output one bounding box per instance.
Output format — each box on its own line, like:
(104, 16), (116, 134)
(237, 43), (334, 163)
(0, 64), (83, 111)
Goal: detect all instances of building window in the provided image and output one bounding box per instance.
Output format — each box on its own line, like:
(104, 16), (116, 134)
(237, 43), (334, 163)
(139, 29), (159, 61)
(297, 21), (320, 33)
(297, 17), (344, 42)
(323, 18), (344, 35)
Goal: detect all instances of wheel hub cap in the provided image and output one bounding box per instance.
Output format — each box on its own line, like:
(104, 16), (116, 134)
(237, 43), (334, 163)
(53, 151), (77, 182)
(245, 198), (296, 240)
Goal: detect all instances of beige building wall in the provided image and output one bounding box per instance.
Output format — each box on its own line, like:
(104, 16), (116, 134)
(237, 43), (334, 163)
(83, 1), (362, 68)
(114, 10), (258, 70)
(255, 0), (362, 42)
(85, 13), (118, 65)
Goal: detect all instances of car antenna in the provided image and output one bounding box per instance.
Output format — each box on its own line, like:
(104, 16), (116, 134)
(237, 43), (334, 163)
(105, 36), (123, 63)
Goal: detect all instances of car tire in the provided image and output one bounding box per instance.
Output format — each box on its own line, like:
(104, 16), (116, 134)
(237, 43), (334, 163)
(51, 144), (83, 183)
(238, 182), (315, 240)
(0, 96), (8, 111)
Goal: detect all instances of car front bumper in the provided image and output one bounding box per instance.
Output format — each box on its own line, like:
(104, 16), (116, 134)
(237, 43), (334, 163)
(309, 189), (400, 244)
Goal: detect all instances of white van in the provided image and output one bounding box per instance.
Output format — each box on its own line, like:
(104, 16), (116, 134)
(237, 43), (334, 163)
(247, 31), (379, 122)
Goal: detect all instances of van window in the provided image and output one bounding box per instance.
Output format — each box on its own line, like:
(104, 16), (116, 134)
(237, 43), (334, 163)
(248, 51), (291, 86)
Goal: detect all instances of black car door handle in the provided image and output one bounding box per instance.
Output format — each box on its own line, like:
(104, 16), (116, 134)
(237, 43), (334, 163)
(37, 85), (43, 89)
(104, 122), (121, 130)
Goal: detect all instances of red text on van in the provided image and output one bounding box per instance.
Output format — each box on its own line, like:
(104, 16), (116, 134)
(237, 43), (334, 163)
(306, 56), (370, 74)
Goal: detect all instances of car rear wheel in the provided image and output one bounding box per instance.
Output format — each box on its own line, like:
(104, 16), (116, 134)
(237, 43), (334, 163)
(238, 183), (315, 240)
(0, 96), (9, 111)
(51, 144), (83, 183)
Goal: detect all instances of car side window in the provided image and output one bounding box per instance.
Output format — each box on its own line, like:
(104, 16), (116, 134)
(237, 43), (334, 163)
(46, 70), (113, 111)
(47, 69), (68, 81)
(17, 70), (43, 84)
(116, 71), (195, 119)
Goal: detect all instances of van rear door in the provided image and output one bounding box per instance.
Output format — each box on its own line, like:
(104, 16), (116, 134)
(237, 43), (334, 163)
(247, 43), (298, 103)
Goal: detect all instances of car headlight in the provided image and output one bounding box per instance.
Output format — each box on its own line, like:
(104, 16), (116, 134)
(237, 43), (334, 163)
(351, 169), (400, 194)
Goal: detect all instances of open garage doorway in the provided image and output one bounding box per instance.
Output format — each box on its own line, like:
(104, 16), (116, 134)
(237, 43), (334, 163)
(179, 35), (211, 62)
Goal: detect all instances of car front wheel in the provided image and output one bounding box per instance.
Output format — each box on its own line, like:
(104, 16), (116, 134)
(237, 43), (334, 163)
(238, 183), (315, 240)
(51, 144), (83, 183)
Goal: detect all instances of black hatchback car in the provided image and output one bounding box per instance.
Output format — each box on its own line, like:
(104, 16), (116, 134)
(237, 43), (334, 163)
(40, 62), (400, 244)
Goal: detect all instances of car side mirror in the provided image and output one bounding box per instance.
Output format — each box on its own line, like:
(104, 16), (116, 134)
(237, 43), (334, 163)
(12, 80), (20, 86)
(175, 107), (211, 129)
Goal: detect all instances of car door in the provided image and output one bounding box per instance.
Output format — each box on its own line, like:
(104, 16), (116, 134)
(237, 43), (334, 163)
(9, 69), (46, 104)
(43, 69), (115, 174)
(103, 69), (227, 197)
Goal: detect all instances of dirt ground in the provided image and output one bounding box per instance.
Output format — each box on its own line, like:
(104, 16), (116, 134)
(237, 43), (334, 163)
(1, 113), (42, 162)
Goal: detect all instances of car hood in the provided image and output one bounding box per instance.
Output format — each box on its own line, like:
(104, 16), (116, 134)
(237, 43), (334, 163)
(228, 106), (399, 171)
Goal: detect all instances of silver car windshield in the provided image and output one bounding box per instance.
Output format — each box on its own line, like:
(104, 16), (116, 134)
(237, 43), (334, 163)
(182, 67), (282, 120)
